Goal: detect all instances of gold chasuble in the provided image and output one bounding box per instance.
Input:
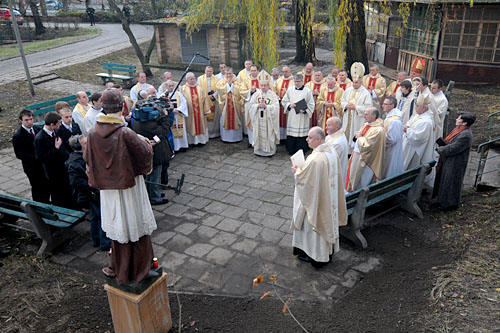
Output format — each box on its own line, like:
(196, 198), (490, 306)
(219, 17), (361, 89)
(386, 81), (400, 96)
(198, 74), (218, 122)
(362, 74), (387, 101)
(291, 143), (347, 261)
(74, 103), (88, 118)
(216, 80), (243, 131)
(345, 118), (385, 192)
(316, 86), (344, 132)
(337, 78), (353, 91)
(180, 84), (209, 137)
(305, 80), (325, 127)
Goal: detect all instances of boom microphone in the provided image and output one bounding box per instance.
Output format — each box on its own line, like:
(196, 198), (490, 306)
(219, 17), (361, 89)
(196, 52), (210, 61)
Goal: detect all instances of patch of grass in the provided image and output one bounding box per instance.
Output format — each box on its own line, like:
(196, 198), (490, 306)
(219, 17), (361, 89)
(0, 27), (101, 61)
(426, 191), (500, 332)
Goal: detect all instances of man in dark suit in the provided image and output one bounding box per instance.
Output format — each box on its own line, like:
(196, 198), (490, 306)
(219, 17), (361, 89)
(34, 112), (74, 208)
(12, 110), (50, 203)
(56, 107), (82, 153)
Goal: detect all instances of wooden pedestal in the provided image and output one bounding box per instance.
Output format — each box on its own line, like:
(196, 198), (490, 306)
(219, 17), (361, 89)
(105, 272), (172, 333)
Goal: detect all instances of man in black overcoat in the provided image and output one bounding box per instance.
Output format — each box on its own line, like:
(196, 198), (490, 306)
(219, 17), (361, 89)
(12, 110), (50, 203)
(56, 107), (82, 153)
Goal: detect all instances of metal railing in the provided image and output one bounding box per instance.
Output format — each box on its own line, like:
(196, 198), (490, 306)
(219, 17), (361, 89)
(474, 136), (500, 187)
(488, 110), (500, 138)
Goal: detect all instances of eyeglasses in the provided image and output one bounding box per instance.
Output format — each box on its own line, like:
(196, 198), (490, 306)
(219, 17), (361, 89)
(382, 103), (392, 106)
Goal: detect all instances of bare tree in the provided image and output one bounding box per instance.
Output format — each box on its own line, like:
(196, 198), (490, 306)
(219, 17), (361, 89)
(107, 0), (156, 77)
(27, 0), (45, 35)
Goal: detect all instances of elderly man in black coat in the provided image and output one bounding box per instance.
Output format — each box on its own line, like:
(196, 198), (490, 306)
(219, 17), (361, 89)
(434, 112), (475, 210)
(133, 103), (173, 205)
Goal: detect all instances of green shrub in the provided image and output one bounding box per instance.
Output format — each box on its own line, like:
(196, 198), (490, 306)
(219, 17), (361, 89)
(56, 9), (120, 23)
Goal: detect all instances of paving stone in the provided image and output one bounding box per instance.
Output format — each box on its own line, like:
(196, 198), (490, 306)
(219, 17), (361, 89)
(174, 222), (198, 235)
(184, 243), (215, 258)
(208, 189), (230, 201)
(165, 272), (182, 287)
(201, 215), (224, 227)
(206, 247), (234, 265)
(279, 195), (294, 208)
(259, 228), (285, 243)
(235, 222), (263, 239)
(234, 167), (254, 177)
(185, 197), (212, 209)
(231, 175), (251, 185)
(215, 218), (241, 232)
(188, 185), (212, 197)
(164, 203), (189, 216)
(259, 202), (282, 216)
(195, 225), (219, 238)
(180, 212), (201, 221)
(160, 250), (188, 272)
(152, 231), (176, 245)
(266, 182), (286, 194)
(153, 246), (167, 259)
(171, 193), (195, 205)
(204, 201), (229, 214)
(222, 193), (245, 206)
(279, 234), (293, 248)
(253, 244), (279, 261)
(247, 161), (268, 170)
(86, 251), (109, 267)
(231, 238), (259, 254)
(168, 234), (193, 251)
(176, 257), (213, 281)
(198, 177), (218, 187)
(239, 197), (263, 211)
(212, 181), (232, 191)
(260, 191), (284, 204)
(220, 206), (247, 219)
(279, 221), (293, 234)
(246, 179), (268, 189)
(214, 172), (234, 182)
(227, 184), (249, 195)
(209, 231), (238, 247)
(199, 269), (232, 290)
(201, 169), (219, 178)
(279, 206), (293, 219)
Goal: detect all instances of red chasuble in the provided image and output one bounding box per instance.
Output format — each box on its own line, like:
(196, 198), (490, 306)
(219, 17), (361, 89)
(279, 80), (291, 128)
(225, 92), (236, 130)
(304, 74), (312, 84)
(368, 77), (377, 90)
(321, 90), (336, 132)
(339, 83), (347, 91)
(251, 79), (260, 89)
(311, 82), (322, 126)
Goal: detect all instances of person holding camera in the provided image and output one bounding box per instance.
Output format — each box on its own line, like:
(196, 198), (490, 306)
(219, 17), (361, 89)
(133, 98), (173, 205)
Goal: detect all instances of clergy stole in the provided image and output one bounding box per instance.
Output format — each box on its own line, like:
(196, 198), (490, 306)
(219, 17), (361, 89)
(345, 124), (372, 190)
(199, 76), (218, 122)
(311, 82), (322, 127)
(392, 83), (400, 94)
(320, 90), (336, 132)
(279, 79), (291, 128)
(251, 79), (260, 90)
(384, 115), (402, 132)
(74, 103), (88, 117)
(224, 92), (239, 130)
(344, 90), (358, 141)
(170, 92), (184, 138)
(189, 86), (203, 136)
(367, 77), (378, 90)
(339, 83), (347, 91)
(304, 74), (312, 84)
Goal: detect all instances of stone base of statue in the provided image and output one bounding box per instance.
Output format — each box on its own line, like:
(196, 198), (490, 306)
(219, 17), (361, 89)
(104, 271), (172, 333)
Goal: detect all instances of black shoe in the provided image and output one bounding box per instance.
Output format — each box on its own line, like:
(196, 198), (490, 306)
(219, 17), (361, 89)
(297, 254), (312, 263)
(161, 193), (165, 198)
(247, 143), (252, 148)
(311, 261), (328, 268)
(151, 199), (169, 205)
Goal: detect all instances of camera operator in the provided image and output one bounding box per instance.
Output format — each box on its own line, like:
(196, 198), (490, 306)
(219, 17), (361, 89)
(133, 97), (173, 205)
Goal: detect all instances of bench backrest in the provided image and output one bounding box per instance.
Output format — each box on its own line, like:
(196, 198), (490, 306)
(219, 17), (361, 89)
(103, 62), (136, 74)
(24, 91), (92, 118)
(0, 193), (85, 228)
(364, 166), (421, 206)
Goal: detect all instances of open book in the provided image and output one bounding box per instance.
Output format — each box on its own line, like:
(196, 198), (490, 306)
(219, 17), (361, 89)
(290, 149), (305, 169)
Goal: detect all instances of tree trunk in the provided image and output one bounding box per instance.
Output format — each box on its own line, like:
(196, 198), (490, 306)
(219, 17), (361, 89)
(40, 0), (47, 16)
(18, 0), (26, 15)
(294, 0), (315, 63)
(345, 0), (369, 76)
(28, 0), (45, 35)
(144, 30), (156, 64)
(108, 0), (153, 77)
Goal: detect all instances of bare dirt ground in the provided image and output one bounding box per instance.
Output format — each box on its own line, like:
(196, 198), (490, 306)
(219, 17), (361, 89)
(0, 44), (499, 332)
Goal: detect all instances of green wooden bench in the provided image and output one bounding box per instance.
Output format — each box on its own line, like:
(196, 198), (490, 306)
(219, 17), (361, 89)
(0, 193), (86, 256)
(342, 161), (435, 249)
(24, 91), (91, 123)
(96, 62), (136, 87)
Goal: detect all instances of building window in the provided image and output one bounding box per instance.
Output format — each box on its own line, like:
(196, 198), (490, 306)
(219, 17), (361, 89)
(401, 5), (440, 56)
(440, 6), (500, 63)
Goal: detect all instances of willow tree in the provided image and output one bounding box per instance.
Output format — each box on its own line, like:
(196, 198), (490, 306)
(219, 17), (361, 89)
(186, 0), (282, 71)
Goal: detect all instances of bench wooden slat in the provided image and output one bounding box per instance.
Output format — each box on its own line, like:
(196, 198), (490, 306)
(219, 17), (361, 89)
(102, 66), (136, 73)
(103, 62), (136, 69)
(366, 183), (413, 207)
(0, 193), (85, 220)
(96, 73), (134, 80)
(0, 207), (73, 227)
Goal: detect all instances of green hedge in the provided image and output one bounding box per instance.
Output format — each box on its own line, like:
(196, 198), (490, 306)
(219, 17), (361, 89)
(56, 10), (121, 23)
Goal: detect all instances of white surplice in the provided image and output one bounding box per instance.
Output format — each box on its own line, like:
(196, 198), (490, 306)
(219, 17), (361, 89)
(326, 129), (349, 184)
(248, 89), (280, 156)
(340, 86), (372, 153)
(383, 108), (404, 179)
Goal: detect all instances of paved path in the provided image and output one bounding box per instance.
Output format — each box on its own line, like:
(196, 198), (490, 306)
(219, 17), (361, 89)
(0, 23), (153, 86)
